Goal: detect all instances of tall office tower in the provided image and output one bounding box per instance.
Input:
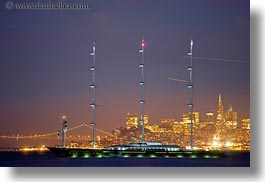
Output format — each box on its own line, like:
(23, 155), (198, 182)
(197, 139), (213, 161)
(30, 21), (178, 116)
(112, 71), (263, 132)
(216, 94), (224, 121)
(126, 113), (138, 130)
(206, 111), (214, 125)
(216, 94), (224, 132)
(225, 105), (238, 129)
(241, 118), (250, 147)
(241, 118), (250, 130)
(182, 112), (200, 127)
(182, 112), (200, 145)
(204, 111), (216, 145)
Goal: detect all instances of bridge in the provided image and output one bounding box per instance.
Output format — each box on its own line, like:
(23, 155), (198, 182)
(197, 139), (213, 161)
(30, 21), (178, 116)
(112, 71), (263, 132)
(0, 123), (113, 140)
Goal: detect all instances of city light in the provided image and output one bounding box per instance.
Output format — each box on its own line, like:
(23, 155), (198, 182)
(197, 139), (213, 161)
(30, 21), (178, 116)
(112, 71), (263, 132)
(0, 94), (250, 152)
(225, 141), (232, 147)
(20, 146), (48, 152)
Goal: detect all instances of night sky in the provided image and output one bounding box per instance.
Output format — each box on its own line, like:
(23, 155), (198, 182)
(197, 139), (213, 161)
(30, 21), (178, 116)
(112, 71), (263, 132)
(0, 0), (249, 136)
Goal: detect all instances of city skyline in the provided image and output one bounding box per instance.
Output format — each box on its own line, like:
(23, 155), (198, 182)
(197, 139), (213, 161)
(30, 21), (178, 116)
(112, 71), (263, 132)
(0, 93), (250, 138)
(124, 93), (249, 129)
(0, 0), (249, 138)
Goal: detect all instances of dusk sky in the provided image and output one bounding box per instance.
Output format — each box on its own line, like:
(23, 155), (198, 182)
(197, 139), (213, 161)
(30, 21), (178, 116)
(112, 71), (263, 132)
(0, 0), (249, 136)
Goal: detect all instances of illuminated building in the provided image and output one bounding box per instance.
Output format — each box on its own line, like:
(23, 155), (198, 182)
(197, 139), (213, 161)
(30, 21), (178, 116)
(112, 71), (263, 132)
(216, 94), (224, 129)
(182, 112), (199, 125)
(241, 118), (250, 130)
(145, 124), (159, 133)
(181, 112), (200, 145)
(199, 120), (207, 129)
(241, 118), (250, 149)
(204, 111), (216, 145)
(225, 105), (238, 129)
(126, 113), (138, 129)
(206, 111), (214, 125)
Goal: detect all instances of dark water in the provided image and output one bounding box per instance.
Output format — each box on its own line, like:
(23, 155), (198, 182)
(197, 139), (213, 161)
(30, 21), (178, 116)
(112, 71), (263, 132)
(0, 151), (250, 167)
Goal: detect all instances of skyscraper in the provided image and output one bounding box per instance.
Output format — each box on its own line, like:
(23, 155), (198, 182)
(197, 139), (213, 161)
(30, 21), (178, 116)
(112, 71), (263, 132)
(225, 105), (238, 129)
(216, 94), (224, 121)
(216, 94), (224, 133)
(182, 112), (200, 126)
(241, 118), (250, 147)
(204, 111), (216, 145)
(181, 112), (200, 145)
(241, 118), (250, 130)
(206, 111), (214, 125)
(126, 113), (138, 129)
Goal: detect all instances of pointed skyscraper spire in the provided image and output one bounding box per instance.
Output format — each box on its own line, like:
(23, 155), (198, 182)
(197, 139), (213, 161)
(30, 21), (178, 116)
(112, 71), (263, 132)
(218, 94), (222, 106)
(216, 93), (224, 129)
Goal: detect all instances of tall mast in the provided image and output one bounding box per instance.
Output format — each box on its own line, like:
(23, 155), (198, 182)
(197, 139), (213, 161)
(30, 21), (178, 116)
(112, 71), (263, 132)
(139, 39), (145, 142)
(187, 39), (193, 150)
(90, 41), (96, 148)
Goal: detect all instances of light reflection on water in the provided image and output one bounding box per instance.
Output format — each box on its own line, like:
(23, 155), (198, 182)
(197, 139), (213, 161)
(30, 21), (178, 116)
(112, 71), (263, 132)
(0, 151), (250, 167)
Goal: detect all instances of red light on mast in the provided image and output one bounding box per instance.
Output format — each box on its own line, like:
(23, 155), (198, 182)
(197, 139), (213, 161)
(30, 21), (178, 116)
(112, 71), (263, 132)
(141, 41), (145, 47)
